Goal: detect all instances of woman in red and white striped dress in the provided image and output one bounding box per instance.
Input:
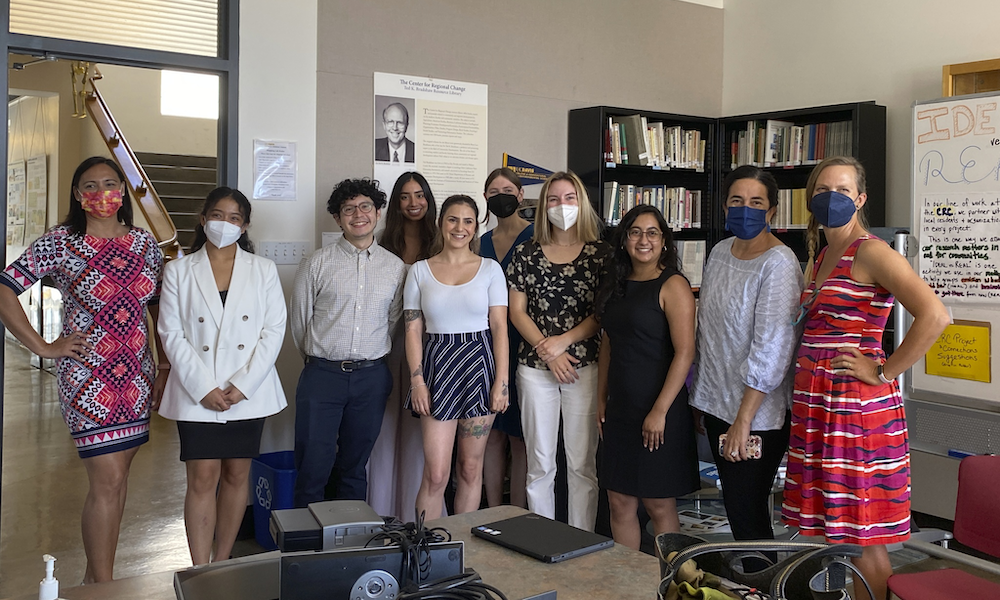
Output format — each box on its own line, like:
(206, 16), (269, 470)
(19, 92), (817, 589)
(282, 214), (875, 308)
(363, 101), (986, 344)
(782, 156), (950, 600)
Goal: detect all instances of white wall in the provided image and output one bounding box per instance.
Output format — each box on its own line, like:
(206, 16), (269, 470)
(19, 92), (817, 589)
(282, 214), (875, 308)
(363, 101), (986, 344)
(721, 0), (1000, 226)
(238, 0), (318, 452)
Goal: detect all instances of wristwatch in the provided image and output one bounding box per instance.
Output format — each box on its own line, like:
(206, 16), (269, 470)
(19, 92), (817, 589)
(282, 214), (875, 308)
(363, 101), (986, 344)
(877, 364), (892, 385)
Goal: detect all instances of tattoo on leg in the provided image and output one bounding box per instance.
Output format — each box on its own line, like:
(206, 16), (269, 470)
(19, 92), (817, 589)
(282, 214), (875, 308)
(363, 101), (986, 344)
(458, 418), (493, 439)
(502, 380), (509, 397)
(404, 310), (422, 323)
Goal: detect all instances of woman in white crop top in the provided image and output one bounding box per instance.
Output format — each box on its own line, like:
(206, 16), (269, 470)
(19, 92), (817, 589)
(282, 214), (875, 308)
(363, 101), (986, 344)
(403, 195), (509, 519)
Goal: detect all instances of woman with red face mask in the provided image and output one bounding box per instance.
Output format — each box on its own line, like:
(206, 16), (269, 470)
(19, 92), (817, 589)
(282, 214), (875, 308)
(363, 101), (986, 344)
(0, 156), (165, 583)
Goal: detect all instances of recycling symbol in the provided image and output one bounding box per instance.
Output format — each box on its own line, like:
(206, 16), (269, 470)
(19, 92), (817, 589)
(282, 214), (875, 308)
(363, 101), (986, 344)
(256, 475), (272, 509)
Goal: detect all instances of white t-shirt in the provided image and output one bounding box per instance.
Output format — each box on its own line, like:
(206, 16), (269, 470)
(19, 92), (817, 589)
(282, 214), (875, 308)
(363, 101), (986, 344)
(403, 258), (508, 333)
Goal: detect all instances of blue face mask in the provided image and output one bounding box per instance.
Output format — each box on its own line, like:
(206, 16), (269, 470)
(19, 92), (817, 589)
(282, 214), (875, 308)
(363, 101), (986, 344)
(725, 206), (770, 240)
(810, 191), (857, 228)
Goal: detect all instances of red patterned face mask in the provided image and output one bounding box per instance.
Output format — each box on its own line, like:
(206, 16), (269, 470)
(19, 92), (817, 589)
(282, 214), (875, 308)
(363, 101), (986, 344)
(80, 189), (123, 218)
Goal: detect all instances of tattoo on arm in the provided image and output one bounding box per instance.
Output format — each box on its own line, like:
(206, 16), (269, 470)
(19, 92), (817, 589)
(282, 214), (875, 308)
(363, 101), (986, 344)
(404, 310), (422, 323)
(410, 364), (422, 378)
(502, 380), (509, 397)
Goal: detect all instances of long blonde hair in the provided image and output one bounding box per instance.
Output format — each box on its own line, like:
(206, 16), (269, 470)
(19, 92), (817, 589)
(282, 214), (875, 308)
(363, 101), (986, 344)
(533, 171), (601, 244)
(803, 156), (869, 282)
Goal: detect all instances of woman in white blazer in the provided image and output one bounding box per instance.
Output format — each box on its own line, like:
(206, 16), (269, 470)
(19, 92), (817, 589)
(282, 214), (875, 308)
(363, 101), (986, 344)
(158, 187), (287, 565)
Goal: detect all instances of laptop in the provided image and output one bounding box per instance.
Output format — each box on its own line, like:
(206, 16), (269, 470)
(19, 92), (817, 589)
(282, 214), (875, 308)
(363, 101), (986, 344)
(471, 512), (614, 563)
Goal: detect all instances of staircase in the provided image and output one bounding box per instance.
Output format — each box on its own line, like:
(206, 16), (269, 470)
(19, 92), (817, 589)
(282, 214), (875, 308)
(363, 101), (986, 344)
(135, 152), (218, 252)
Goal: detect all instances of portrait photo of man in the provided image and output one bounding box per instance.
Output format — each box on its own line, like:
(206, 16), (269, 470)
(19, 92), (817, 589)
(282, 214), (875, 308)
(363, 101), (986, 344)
(374, 99), (415, 163)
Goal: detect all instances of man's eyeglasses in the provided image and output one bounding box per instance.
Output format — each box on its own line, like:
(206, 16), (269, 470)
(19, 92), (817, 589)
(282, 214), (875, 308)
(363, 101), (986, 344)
(383, 120), (406, 130)
(341, 202), (375, 216)
(626, 228), (663, 242)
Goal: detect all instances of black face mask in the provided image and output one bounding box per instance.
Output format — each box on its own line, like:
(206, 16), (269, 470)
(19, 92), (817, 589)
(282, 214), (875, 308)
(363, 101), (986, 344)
(487, 193), (519, 218)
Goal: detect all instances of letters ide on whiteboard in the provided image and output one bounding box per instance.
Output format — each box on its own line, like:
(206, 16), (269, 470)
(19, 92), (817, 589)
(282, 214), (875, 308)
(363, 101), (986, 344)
(915, 97), (1000, 303)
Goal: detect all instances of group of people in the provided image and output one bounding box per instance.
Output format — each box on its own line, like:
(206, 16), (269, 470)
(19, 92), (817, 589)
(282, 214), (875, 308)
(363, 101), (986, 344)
(0, 155), (948, 600)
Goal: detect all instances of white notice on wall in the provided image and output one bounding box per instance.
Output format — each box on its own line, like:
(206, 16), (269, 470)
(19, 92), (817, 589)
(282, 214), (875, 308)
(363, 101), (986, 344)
(917, 192), (1000, 302)
(253, 140), (297, 200)
(25, 155), (47, 240)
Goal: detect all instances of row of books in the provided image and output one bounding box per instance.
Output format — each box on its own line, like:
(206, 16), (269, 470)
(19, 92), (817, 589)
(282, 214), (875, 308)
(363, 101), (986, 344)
(727, 119), (853, 168)
(675, 240), (706, 288)
(772, 188), (811, 229)
(605, 114), (706, 171)
(603, 181), (703, 229)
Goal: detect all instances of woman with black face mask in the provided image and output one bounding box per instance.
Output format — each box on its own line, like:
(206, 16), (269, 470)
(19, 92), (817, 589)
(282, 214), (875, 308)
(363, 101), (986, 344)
(782, 156), (949, 600)
(479, 167), (532, 509)
(689, 165), (803, 543)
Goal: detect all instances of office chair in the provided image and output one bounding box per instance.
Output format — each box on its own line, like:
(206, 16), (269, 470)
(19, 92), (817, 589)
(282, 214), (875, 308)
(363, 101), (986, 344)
(887, 454), (1000, 599)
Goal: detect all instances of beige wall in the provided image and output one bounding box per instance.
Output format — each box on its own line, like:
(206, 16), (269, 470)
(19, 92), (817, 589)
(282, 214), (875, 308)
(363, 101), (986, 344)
(8, 57), (84, 222)
(7, 94), (60, 240)
(81, 63), (217, 159)
(721, 0), (1000, 226)
(315, 0), (724, 236)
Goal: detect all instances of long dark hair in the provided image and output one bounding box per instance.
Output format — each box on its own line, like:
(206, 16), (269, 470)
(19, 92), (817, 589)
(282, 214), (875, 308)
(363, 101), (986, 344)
(595, 205), (678, 320)
(430, 195), (480, 255)
(380, 172), (437, 261)
(61, 157), (134, 235)
(189, 187), (255, 253)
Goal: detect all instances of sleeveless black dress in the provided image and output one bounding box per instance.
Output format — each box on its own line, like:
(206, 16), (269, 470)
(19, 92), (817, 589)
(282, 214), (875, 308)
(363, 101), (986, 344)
(599, 268), (700, 498)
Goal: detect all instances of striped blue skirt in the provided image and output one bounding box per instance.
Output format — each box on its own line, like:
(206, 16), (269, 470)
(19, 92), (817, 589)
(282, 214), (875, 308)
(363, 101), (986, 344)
(405, 330), (495, 421)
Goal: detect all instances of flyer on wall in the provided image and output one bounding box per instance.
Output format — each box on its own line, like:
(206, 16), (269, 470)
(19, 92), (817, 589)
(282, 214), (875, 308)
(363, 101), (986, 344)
(373, 72), (488, 216)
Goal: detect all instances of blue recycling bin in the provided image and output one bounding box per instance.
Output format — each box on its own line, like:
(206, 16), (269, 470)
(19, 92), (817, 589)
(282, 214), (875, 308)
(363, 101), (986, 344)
(250, 451), (297, 550)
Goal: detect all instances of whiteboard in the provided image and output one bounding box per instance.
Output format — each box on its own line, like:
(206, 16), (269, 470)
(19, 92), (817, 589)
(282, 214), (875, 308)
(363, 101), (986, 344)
(911, 92), (1000, 411)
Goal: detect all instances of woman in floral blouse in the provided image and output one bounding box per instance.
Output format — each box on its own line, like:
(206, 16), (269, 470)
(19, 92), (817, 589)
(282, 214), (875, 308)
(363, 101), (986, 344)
(507, 171), (610, 531)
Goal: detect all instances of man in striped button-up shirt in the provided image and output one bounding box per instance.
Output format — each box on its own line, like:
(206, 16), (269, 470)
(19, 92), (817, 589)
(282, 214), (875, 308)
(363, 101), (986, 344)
(290, 178), (406, 507)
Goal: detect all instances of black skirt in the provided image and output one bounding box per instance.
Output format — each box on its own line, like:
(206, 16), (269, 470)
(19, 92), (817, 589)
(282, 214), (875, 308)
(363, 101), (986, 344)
(177, 418), (266, 461)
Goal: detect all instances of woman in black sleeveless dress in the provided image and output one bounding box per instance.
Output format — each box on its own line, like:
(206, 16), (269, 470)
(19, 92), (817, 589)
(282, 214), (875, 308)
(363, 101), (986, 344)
(595, 205), (700, 550)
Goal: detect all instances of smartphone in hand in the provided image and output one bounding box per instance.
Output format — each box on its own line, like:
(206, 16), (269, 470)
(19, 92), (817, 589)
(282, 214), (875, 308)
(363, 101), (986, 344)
(718, 433), (762, 460)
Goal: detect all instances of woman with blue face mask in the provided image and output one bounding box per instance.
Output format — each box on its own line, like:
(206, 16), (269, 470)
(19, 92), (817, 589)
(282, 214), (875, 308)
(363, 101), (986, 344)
(690, 165), (804, 542)
(782, 157), (949, 600)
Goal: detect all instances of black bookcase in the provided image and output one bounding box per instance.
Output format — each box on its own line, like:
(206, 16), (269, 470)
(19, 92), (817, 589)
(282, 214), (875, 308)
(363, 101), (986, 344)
(718, 102), (887, 261)
(567, 102), (886, 262)
(567, 106), (718, 245)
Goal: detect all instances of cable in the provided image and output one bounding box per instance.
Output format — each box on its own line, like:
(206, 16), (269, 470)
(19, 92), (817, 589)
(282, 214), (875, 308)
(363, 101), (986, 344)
(398, 570), (509, 600)
(366, 511), (453, 588)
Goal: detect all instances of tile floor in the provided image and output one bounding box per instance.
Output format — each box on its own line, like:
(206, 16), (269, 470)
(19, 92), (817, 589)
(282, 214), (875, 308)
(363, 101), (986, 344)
(1, 341), (194, 597)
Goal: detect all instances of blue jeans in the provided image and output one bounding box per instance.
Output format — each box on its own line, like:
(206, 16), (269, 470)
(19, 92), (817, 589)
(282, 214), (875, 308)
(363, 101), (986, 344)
(293, 358), (392, 507)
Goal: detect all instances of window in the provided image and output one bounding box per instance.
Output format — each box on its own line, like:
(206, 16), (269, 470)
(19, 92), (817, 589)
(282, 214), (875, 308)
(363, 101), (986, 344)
(160, 70), (219, 119)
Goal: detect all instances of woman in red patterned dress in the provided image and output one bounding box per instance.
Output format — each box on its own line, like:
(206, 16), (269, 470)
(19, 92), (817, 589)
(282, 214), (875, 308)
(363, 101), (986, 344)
(781, 156), (949, 600)
(0, 157), (164, 583)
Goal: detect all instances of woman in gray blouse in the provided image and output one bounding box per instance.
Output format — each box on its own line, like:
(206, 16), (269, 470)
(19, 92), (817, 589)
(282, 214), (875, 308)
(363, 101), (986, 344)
(690, 165), (803, 541)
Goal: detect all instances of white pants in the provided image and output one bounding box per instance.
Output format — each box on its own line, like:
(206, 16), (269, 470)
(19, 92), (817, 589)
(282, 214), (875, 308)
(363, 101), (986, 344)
(517, 363), (599, 531)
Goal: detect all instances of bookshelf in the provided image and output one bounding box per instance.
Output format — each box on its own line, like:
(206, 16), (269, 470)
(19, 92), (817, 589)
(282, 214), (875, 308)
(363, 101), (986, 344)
(718, 102), (887, 261)
(568, 107), (716, 287)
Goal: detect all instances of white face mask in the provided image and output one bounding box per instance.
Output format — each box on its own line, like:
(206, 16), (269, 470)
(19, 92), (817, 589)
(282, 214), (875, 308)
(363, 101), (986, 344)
(204, 219), (243, 249)
(546, 204), (579, 231)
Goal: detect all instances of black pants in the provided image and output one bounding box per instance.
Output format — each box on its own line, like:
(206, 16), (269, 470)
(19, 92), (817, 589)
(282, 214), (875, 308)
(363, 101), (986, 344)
(705, 412), (791, 541)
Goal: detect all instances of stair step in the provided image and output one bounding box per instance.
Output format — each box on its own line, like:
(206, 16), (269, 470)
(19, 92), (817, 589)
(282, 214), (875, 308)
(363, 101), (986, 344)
(136, 152), (217, 169)
(171, 214), (201, 229)
(153, 181), (216, 198)
(160, 198), (205, 213)
(145, 165), (217, 183)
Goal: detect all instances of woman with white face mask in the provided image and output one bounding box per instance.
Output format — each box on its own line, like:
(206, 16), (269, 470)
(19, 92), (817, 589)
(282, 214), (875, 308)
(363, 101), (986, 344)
(157, 187), (287, 565)
(507, 171), (610, 531)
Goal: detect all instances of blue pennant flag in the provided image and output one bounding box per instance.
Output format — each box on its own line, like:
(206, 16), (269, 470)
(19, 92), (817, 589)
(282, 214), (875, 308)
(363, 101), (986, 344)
(502, 153), (554, 184)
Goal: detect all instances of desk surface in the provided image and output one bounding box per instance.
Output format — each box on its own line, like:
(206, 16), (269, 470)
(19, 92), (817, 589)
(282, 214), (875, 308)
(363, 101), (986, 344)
(8, 506), (661, 600)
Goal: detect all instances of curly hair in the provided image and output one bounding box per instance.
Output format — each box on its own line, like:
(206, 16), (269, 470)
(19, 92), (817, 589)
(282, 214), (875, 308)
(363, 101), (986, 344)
(327, 178), (387, 216)
(595, 205), (679, 320)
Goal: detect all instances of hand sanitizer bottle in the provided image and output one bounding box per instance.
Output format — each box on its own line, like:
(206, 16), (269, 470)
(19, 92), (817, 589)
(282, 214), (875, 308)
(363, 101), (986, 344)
(38, 554), (60, 600)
